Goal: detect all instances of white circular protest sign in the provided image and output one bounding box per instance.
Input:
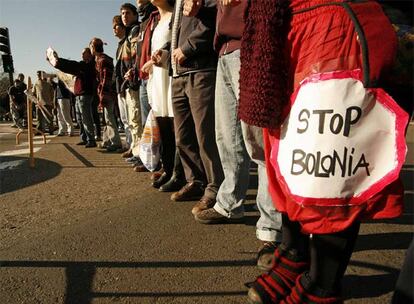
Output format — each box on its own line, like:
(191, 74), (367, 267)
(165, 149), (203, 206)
(270, 70), (408, 206)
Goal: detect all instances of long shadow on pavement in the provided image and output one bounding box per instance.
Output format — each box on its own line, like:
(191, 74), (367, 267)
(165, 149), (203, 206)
(0, 259), (254, 304)
(354, 232), (414, 252)
(343, 260), (400, 300)
(0, 156), (62, 194)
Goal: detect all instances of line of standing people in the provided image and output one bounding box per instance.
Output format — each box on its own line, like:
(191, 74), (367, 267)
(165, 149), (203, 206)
(106, 0), (285, 290)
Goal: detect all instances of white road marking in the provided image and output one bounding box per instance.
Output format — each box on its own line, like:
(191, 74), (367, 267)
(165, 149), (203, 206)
(0, 147), (41, 156)
(0, 133), (14, 138)
(18, 139), (51, 146)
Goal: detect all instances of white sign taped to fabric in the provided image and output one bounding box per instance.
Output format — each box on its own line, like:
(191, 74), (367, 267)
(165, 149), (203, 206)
(271, 70), (408, 206)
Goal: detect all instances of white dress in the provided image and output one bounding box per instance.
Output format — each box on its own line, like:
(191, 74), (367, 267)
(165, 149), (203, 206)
(148, 18), (173, 118)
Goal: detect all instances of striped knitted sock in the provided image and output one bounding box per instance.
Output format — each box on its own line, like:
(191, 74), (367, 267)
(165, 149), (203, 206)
(248, 246), (309, 303)
(281, 273), (343, 304)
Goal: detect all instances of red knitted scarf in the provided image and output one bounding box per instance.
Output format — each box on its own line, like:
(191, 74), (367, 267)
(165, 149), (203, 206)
(239, 0), (291, 129)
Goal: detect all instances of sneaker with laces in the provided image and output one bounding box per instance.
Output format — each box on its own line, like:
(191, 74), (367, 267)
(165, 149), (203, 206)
(257, 241), (279, 271)
(194, 207), (244, 224)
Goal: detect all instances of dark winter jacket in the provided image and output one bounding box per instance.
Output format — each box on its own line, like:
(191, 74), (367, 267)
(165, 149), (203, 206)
(56, 80), (71, 99)
(55, 58), (96, 96)
(172, 0), (218, 75)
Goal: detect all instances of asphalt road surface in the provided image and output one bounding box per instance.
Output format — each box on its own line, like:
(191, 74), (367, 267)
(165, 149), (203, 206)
(0, 122), (413, 304)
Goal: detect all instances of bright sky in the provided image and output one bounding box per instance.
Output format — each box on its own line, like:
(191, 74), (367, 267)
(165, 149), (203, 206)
(0, 0), (136, 82)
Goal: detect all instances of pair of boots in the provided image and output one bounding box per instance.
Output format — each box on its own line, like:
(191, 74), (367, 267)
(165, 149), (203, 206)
(247, 245), (342, 304)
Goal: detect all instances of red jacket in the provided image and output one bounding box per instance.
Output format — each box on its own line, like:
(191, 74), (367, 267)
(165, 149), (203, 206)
(240, 0), (403, 234)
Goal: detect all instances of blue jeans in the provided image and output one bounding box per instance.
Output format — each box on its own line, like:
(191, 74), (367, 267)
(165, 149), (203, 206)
(214, 50), (282, 242)
(75, 95), (95, 143)
(139, 80), (151, 128)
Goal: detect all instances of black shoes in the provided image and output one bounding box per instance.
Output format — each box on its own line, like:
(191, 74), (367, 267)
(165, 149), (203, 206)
(159, 178), (186, 192)
(85, 142), (97, 148)
(152, 172), (171, 189)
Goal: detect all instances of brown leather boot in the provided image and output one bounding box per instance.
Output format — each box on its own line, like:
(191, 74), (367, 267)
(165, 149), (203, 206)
(170, 182), (204, 202)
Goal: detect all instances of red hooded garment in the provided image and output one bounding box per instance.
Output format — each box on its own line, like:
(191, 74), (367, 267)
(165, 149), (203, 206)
(239, 0), (406, 234)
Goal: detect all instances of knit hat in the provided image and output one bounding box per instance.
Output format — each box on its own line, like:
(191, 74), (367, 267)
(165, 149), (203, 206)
(238, 0), (292, 129)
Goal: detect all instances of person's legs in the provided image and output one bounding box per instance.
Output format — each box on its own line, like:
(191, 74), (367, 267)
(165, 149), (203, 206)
(125, 88), (142, 156)
(44, 105), (55, 134)
(212, 52), (250, 218)
(305, 222), (360, 296)
(60, 98), (74, 135)
(91, 95), (101, 140)
(277, 223), (360, 303)
(156, 117), (176, 176)
(172, 75), (206, 186)
(103, 101), (122, 148)
(36, 106), (45, 132)
(188, 71), (224, 200)
(78, 95), (96, 145)
(170, 75), (206, 201)
(9, 102), (18, 127)
(249, 215), (359, 303)
(118, 93), (131, 148)
(75, 97), (86, 143)
(139, 80), (151, 128)
(242, 122), (283, 271)
(242, 122), (283, 243)
(248, 214), (310, 303)
(152, 117), (177, 188)
(57, 99), (67, 135)
(11, 104), (24, 129)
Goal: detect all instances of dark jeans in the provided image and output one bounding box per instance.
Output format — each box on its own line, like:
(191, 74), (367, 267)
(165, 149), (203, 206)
(172, 71), (224, 199)
(10, 103), (25, 128)
(75, 95), (95, 144)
